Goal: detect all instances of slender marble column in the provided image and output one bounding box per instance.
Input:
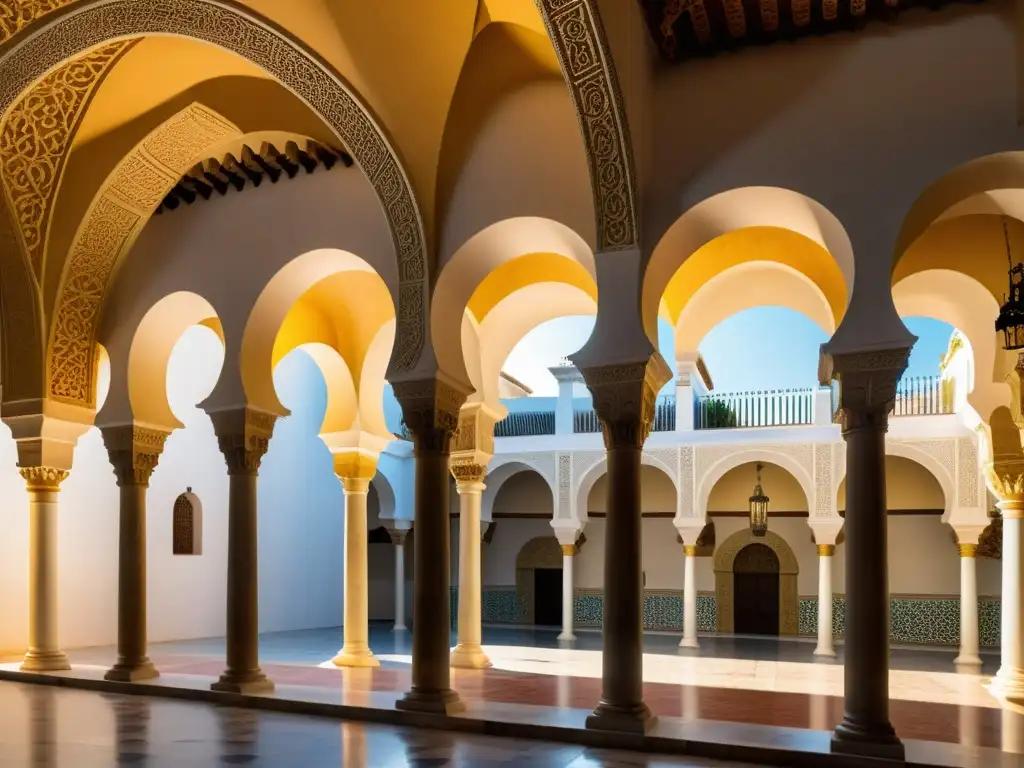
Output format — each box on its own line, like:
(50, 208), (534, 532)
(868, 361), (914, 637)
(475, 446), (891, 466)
(995, 499), (1024, 700)
(679, 545), (699, 648)
(451, 466), (490, 668)
(209, 407), (276, 693)
(102, 425), (168, 682)
(20, 467), (70, 672)
(830, 351), (906, 761)
(394, 379), (467, 716)
(814, 544), (836, 658)
(955, 543), (982, 670)
(334, 477), (378, 667)
(391, 530), (408, 631)
(558, 544), (576, 641)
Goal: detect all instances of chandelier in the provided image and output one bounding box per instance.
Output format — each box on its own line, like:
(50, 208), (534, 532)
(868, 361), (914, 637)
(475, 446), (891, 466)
(995, 216), (1024, 350)
(749, 463), (769, 537)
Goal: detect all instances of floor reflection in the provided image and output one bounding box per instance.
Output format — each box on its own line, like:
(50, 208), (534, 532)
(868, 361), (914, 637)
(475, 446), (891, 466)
(0, 682), (752, 767)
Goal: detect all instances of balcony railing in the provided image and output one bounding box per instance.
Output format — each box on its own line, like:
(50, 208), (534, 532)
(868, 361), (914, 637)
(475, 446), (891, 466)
(892, 375), (954, 416)
(575, 396), (676, 434)
(696, 388), (814, 430)
(494, 410), (556, 437)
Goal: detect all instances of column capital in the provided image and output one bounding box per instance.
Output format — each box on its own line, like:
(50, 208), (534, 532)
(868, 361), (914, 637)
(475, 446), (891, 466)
(577, 355), (672, 449)
(986, 459), (1024, 510)
(822, 346), (910, 434)
(817, 544), (835, 557)
(451, 402), (498, 465)
(683, 544), (697, 557)
(332, 450), (378, 486)
(451, 462), (487, 489)
(101, 424), (170, 487)
(561, 543), (577, 557)
(392, 375), (469, 453)
(18, 466), (68, 492)
(207, 406), (276, 476)
(958, 543), (978, 558)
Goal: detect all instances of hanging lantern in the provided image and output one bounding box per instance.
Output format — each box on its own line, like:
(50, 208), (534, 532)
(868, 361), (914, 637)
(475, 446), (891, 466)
(749, 462), (769, 537)
(996, 217), (1024, 350)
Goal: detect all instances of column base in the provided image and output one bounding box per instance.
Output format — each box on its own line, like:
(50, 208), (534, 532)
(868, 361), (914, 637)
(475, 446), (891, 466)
(21, 649), (70, 672)
(813, 646), (836, 658)
(332, 646), (380, 668)
(954, 654), (983, 674)
(991, 667), (1024, 703)
(678, 636), (699, 649)
(104, 659), (159, 682)
(392, 624), (407, 632)
(396, 687), (465, 715)
(557, 632), (576, 642)
(585, 702), (657, 734)
(211, 670), (274, 694)
(450, 643), (491, 669)
(831, 720), (904, 761)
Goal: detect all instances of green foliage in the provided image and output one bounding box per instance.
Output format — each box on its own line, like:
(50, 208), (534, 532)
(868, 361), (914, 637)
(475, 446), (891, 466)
(703, 399), (738, 428)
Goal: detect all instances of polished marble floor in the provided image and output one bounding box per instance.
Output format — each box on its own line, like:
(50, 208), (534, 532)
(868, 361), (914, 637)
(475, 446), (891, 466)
(0, 682), (758, 767)
(42, 624), (1017, 752)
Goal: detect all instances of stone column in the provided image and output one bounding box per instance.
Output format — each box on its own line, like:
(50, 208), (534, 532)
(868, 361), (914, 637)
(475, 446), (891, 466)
(814, 544), (836, 658)
(955, 541), (982, 670)
(333, 452), (379, 667)
(578, 357), (670, 734)
(390, 528), (409, 631)
(208, 407), (276, 693)
(451, 464), (491, 669)
(101, 425), (169, 681)
(20, 467), (71, 672)
(825, 347), (908, 762)
(393, 377), (468, 715)
(559, 543), (576, 641)
(680, 544), (699, 649)
(987, 470), (1024, 701)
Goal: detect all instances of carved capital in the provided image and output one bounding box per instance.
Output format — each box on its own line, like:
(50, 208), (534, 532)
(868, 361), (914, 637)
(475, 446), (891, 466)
(958, 543), (978, 558)
(208, 407), (276, 476)
(561, 544), (577, 557)
(986, 459), (1024, 510)
(392, 376), (469, 454)
(19, 466), (68, 492)
(332, 451), (378, 484)
(683, 545), (698, 557)
(101, 424), (170, 487)
(826, 347), (910, 434)
(389, 528), (409, 546)
(451, 403), (497, 459)
(817, 544), (835, 557)
(578, 356), (671, 450)
(452, 462), (487, 487)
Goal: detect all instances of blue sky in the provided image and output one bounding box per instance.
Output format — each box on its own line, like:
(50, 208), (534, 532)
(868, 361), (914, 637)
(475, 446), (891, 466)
(502, 308), (955, 397)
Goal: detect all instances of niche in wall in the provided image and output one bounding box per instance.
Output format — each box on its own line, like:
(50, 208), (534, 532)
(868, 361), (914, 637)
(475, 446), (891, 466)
(173, 488), (203, 555)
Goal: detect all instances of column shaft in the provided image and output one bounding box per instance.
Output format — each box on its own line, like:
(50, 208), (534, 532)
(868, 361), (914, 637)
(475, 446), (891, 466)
(814, 547), (835, 658)
(397, 447), (463, 713)
(996, 511), (1024, 698)
(831, 417), (902, 759)
(680, 546), (699, 648)
(451, 479), (490, 668)
(213, 472), (271, 692)
(955, 545), (981, 669)
(558, 548), (575, 641)
(107, 483), (157, 680)
(334, 482), (378, 667)
(22, 472), (69, 672)
(586, 444), (652, 732)
(394, 540), (407, 631)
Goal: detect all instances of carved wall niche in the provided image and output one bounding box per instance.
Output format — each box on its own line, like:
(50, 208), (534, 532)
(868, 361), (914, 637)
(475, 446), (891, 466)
(713, 528), (798, 636)
(172, 487), (202, 555)
(515, 535), (563, 624)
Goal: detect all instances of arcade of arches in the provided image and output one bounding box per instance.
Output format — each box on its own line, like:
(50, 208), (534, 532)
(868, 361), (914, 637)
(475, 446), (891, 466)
(0, 0), (1023, 763)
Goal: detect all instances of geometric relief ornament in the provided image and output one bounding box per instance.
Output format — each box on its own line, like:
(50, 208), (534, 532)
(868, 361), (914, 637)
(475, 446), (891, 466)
(957, 436), (980, 509)
(0, 0), (429, 373)
(48, 104), (239, 405)
(0, 40), (134, 277)
(536, 0), (638, 252)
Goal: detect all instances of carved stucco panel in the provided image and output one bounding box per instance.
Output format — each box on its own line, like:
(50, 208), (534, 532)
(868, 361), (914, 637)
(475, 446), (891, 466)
(0, 2), (75, 45)
(0, 0), (429, 373)
(813, 442), (833, 517)
(489, 451), (557, 490)
(0, 40), (134, 278)
(678, 445), (694, 518)
(897, 438), (956, 486)
(957, 436), (981, 509)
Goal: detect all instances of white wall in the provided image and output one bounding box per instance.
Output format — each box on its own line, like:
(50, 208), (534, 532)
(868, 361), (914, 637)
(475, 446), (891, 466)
(481, 517), (556, 586)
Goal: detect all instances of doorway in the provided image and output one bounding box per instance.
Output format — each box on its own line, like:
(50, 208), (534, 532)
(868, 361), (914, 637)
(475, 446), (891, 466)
(733, 543), (780, 636)
(533, 568), (563, 627)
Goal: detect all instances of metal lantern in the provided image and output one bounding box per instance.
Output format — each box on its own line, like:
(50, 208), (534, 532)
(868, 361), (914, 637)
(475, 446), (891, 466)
(748, 462), (769, 537)
(996, 217), (1024, 350)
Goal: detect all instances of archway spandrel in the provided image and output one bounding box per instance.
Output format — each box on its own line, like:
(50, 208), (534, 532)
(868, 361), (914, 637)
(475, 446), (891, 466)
(0, 0), (429, 376)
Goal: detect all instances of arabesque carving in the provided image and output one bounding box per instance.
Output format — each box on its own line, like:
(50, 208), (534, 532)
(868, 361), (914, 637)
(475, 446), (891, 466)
(0, 40), (135, 277)
(536, 0), (638, 251)
(19, 465), (68, 491)
(209, 407), (276, 476)
(0, 0), (429, 376)
(101, 423), (169, 486)
(0, 199), (43, 401)
(0, 1), (74, 46)
(47, 104), (238, 405)
(578, 358), (671, 449)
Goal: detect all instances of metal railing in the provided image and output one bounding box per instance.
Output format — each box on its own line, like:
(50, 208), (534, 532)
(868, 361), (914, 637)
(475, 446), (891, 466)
(575, 396), (676, 434)
(892, 375), (954, 416)
(696, 388), (815, 430)
(494, 410), (556, 437)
